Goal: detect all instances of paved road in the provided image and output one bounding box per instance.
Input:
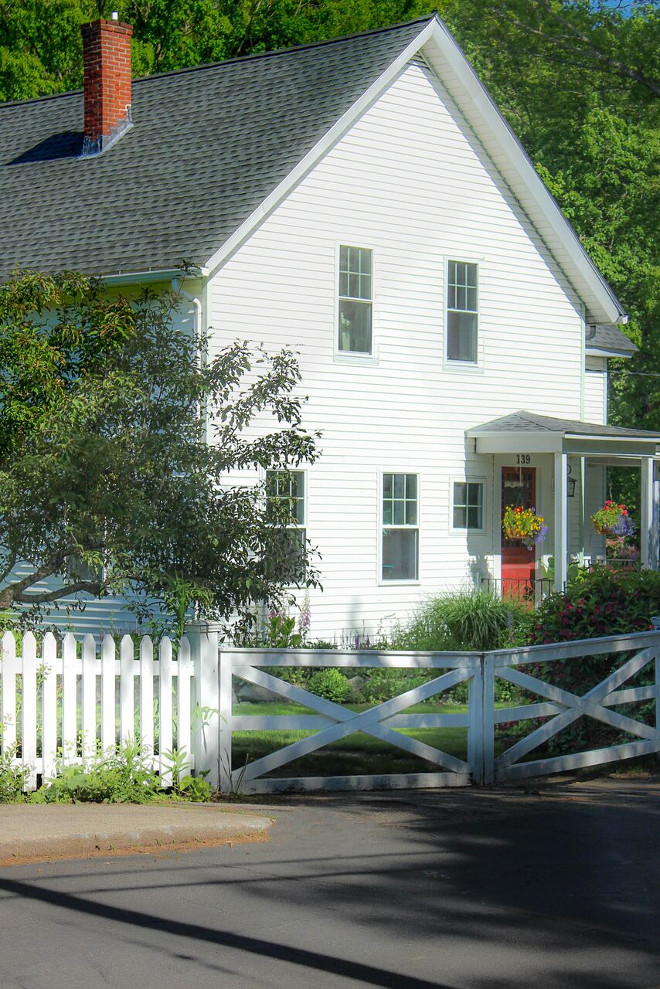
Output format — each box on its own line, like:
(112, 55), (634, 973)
(0, 778), (658, 988)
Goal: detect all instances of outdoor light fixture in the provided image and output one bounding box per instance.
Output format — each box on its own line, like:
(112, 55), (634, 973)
(567, 477), (577, 497)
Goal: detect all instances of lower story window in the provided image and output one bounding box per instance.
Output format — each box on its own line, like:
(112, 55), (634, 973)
(382, 473), (418, 580)
(266, 470), (306, 582)
(453, 481), (484, 530)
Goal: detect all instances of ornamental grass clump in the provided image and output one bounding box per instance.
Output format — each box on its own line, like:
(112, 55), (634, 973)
(591, 500), (635, 538)
(392, 589), (534, 652)
(502, 505), (548, 549)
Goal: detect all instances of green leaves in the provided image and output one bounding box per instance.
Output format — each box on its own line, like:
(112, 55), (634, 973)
(0, 270), (318, 633)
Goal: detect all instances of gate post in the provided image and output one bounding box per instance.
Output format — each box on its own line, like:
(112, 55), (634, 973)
(482, 652), (495, 784)
(187, 623), (220, 789)
(468, 653), (495, 785)
(218, 646), (233, 793)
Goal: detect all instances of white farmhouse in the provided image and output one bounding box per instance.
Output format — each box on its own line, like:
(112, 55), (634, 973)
(1, 14), (657, 639)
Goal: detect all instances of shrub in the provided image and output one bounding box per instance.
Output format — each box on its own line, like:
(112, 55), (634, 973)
(527, 567), (660, 755)
(530, 567), (660, 644)
(307, 668), (351, 703)
(32, 742), (162, 804)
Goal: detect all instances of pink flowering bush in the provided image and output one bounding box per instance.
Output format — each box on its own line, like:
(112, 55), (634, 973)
(526, 567), (660, 754)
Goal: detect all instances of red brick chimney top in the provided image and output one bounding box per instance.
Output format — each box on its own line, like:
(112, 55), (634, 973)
(80, 17), (133, 156)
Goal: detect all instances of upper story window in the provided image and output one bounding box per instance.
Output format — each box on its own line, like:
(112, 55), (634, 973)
(452, 481), (485, 530)
(338, 246), (372, 354)
(382, 473), (419, 581)
(266, 469), (306, 582)
(446, 260), (478, 363)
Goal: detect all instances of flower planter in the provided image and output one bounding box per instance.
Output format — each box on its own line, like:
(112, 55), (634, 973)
(502, 506), (548, 550)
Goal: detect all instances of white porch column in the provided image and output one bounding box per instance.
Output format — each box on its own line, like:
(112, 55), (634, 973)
(641, 457), (658, 570)
(554, 451), (569, 591)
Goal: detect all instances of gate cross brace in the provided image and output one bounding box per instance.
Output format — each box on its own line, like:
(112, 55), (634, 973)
(231, 664), (472, 781)
(496, 647), (657, 768)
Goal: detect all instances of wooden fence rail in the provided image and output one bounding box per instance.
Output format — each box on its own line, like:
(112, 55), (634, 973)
(1, 629), (659, 793)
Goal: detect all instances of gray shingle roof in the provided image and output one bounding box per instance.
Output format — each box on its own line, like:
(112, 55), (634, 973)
(0, 18), (433, 279)
(586, 323), (637, 356)
(470, 410), (660, 440)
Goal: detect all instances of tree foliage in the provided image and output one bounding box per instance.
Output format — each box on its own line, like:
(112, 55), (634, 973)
(0, 271), (318, 635)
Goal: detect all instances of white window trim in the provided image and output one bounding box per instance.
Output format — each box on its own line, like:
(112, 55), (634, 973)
(450, 475), (487, 534)
(334, 242), (378, 363)
(442, 256), (483, 371)
(378, 470), (420, 585)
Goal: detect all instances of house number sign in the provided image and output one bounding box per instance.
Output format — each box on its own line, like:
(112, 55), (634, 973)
(516, 454), (531, 464)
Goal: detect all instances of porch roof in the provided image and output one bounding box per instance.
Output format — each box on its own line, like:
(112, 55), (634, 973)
(468, 411), (660, 458)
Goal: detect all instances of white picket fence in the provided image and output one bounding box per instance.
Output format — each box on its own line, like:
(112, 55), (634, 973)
(1, 628), (659, 793)
(0, 630), (220, 790)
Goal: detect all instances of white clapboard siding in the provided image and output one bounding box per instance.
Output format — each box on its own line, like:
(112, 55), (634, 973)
(207, 61), (586, 638)
(585, 359), (608, 424)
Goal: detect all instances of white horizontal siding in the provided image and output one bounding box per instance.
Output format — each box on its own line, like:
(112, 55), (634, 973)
(585, 366), (608, 425)
(206, 62), (586, 639)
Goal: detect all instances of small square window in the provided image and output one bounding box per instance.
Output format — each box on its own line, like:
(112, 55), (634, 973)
(453, 481), (484, 530)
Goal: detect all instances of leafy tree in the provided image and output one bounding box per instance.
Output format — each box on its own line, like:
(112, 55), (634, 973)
(0, 271), (318, 636)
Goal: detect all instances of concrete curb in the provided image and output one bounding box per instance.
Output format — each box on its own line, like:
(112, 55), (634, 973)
(0, 803), (274, 866)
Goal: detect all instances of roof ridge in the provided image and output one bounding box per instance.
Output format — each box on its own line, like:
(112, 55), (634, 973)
(0, 15), (437, 109)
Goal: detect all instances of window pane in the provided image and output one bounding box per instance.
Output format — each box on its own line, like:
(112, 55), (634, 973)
(383, 474), (393, 499)
(382, 529), (418, 580)
(268, 528), (306, 584)
(266, 470), (304, 524)
(453, 504), (467, 528)
(467, 506), (482, 528)
(338, 299), (372, 353)
(447, 311), (477, 362)
(393, 500), (405, 525)
(454, 482), (467, 507)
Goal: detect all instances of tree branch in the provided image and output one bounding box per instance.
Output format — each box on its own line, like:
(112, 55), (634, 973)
(13, 580), (103, 605)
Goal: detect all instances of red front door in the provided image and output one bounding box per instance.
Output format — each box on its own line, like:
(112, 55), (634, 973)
(501, 466), (536, 597)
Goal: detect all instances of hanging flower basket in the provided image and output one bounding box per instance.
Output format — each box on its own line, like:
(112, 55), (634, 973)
(591, 501), (636, 538)
(502, 505), (549, 550)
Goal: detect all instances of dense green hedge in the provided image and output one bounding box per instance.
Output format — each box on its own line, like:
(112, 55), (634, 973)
(530, 567), (660, 644)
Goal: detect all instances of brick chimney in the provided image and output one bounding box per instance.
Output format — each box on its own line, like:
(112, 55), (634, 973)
(80, 14), (133, 156)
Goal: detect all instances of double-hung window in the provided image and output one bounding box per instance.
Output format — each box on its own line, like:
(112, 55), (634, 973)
(446, 260), (478, 363)
(453, 481), (485, 530)
(338, 245), (372, 354)
(382, 473), (418, 581)
(266, 470), (306, 582)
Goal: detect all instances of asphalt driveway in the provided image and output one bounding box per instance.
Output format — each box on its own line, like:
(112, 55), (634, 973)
(0, 777), (658, 988)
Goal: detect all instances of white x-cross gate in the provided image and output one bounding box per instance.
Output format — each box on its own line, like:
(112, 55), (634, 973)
(210, 631), (660, 793)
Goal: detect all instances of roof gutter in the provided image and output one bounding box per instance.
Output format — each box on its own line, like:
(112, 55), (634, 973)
(100, 266), (208, 286)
